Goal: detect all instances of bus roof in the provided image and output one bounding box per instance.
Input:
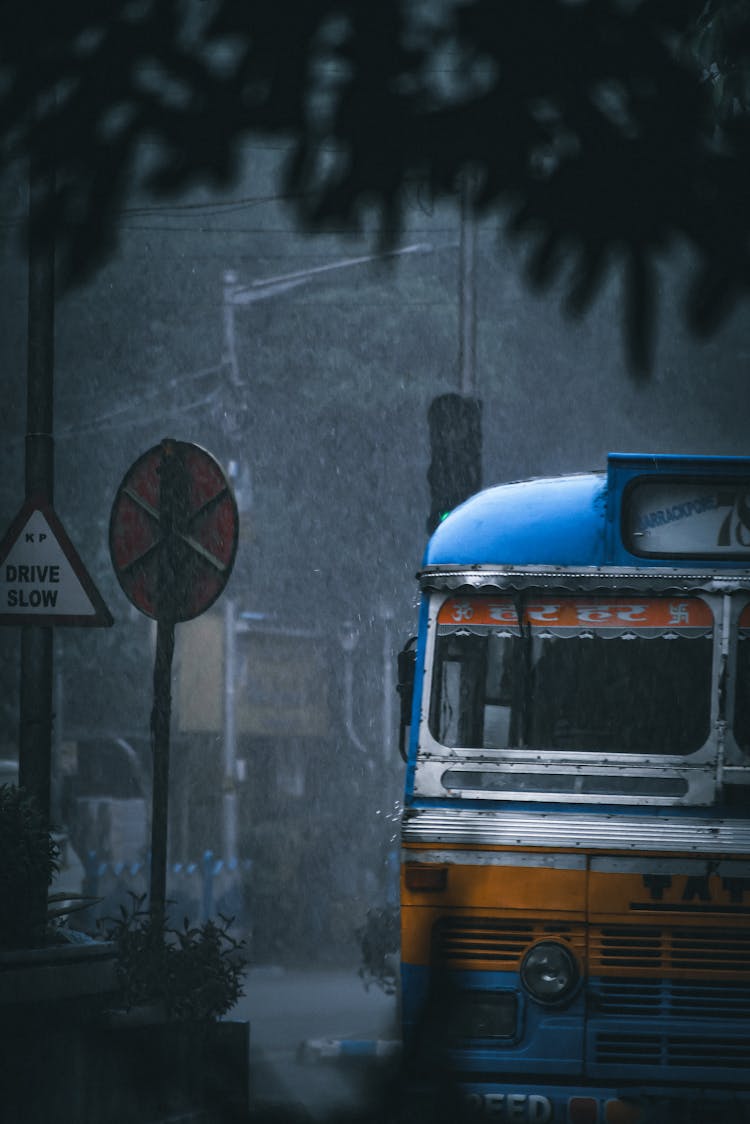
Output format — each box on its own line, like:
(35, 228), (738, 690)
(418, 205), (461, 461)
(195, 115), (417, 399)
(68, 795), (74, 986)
(424, 471), (607, 566)
(423, 453), (750, 569)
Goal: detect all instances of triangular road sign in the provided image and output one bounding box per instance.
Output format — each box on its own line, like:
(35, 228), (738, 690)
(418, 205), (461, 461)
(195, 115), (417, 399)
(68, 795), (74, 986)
(0, 498), (113, 627)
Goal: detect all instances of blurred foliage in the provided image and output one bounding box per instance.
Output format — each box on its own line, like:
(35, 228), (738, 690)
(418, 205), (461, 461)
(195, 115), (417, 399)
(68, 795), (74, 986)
(357, 905), (399, 996)
(0, 783), (60, 948)
(102, 891), (247, 1020)
(691, 0), (750, 118)
(0, 0), (749, 372)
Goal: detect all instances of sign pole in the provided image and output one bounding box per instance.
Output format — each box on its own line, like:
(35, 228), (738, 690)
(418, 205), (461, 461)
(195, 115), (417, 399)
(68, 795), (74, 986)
(19, 156), (55, 827)
(149, 611), (174, 933)
(149, 440), (189, 932)
(109, 438), (239, 930)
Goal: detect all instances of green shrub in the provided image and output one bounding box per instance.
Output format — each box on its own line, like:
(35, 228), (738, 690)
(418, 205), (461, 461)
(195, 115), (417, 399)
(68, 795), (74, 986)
(103, 893), (247, 1021)
(0, 784), (60, 948)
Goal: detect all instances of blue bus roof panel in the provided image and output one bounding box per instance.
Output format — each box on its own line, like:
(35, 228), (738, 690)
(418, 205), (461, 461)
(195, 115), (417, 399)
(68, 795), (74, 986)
(423, 472), (608, 567)
(424, 453), (750, 569)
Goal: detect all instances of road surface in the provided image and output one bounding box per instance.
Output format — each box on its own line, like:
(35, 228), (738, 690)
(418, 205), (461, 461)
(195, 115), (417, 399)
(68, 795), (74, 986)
(233, 966), (400, 1122)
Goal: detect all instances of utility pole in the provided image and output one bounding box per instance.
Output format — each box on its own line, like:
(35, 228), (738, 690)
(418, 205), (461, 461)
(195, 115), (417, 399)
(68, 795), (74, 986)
(459, 172), (478, 398)
(425, 173), (482, 533)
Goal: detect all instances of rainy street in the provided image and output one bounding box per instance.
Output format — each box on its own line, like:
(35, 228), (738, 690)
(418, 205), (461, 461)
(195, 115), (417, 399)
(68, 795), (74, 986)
(3, 7), (750, 1124)
(239, 966), (399, 1122)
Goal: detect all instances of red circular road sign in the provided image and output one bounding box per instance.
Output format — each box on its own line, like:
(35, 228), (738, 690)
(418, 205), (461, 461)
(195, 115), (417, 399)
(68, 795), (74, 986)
(109, 440), (239, 622)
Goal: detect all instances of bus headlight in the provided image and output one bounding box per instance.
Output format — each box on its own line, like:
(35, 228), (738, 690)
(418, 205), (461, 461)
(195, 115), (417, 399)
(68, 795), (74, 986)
(520, 940), (578, 1004)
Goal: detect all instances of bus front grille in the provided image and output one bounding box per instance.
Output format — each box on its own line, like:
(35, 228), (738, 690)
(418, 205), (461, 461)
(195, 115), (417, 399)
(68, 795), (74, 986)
(432, 917), (584, 970)
(593, 1032), (750, 1070)
(590, 925), (750, 976)
(593, 978), (750, 1019)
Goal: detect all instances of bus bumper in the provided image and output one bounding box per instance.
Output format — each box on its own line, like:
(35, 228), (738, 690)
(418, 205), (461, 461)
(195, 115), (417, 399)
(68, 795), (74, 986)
(400, 1080), (750, 1124)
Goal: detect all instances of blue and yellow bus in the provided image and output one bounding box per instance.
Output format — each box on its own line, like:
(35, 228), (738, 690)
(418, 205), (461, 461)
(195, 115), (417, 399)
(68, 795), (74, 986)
(398, 453), (750, 1123)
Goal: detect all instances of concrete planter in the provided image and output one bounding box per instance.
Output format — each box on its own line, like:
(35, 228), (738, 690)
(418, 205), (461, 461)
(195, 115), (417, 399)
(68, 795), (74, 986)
(0, 938), (250, 1123)
(1, 939), (121, 1124)
(2, 1004), (250, 1123)
(90, 1016), (251, 1122)
(0, 939), (118, 1006)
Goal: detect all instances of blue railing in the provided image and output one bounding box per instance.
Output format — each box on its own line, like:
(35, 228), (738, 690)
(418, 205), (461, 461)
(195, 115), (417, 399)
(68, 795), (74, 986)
(79, 850), (252, 930)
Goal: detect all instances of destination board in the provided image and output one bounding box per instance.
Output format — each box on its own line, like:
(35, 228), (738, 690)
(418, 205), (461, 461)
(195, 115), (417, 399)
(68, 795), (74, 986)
(624, 478), (750, 557)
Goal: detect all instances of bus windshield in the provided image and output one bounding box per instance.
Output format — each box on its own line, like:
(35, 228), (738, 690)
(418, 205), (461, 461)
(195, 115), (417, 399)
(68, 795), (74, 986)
(430, 595), (713, 756)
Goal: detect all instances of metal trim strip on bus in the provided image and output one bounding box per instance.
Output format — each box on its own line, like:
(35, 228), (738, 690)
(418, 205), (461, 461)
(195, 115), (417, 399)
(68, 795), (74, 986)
(401, 808), (750, 854)
(418, 566), (750, 593)
(402, 850), (750, 879)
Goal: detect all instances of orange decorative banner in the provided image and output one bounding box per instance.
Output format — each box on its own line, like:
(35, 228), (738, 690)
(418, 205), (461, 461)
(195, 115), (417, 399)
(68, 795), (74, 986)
(438, 596), (713, 634)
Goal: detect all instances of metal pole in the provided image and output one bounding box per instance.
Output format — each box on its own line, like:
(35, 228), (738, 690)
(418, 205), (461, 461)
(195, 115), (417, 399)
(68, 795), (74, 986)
(458, 173), (477, 397)
(19, 157), (55, 834)
(222, 270), (242, 388)
(340, 623), (368, 755)
(51, 654), (63, 824)
(381, 607), (394, 761)
(149, 439), (188, 931)
(150, 613), (174, 932)
(223, 596), (238, 860)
